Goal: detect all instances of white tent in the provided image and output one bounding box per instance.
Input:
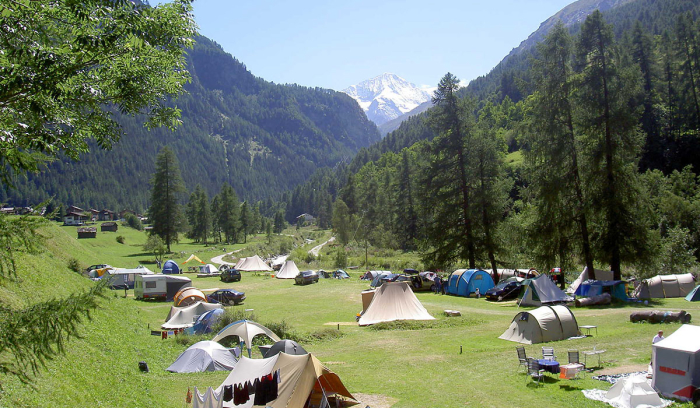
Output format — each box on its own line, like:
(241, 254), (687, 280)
(234, 257), (246, 269)
(652, 324), (700, 401)
(199, 264), (219, 274)
(166, 341), (237, 373)
(358, 281), (435, 326)
(568, 267), (615, 294)
(518, 274), (572, 307)
(212, 319), (281, 358)
(162, 301), (222, 329)
(604, 374), (664, 408)
(276, 260), (300, 279)
(235, 255), (273, 272)
(499, 305), (580, 344)
(212, 353), (357, 408)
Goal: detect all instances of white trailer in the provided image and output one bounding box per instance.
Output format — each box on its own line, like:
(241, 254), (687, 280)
(134, 274), (191, 301)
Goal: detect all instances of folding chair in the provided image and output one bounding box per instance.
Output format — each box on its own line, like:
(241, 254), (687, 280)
(516, 346), (528, 372)
(542, 347), (556, 361)
(527, 358), (545, 386)
(566, 350), (585, 379)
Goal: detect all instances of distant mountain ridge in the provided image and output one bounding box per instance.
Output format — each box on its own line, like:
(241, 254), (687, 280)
(342, 73), (432, 127)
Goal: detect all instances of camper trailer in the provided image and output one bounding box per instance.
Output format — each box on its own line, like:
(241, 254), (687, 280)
(134, 274), (192, 301)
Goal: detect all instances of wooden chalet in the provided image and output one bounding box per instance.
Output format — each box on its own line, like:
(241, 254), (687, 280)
(100, 222), (118, 232)
(77, 227), (97, 238)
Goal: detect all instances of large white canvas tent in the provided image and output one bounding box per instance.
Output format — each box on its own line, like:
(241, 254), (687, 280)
(166, 341), (237, 373)
(568, 267), (615, 294)
(652, 324), (700, 401)
(518, 274), (572, 307)
(212, 320), (281, 358)
(276, 260), (300, 279)
(211, 352), (357, 408)
(603, 374), (664, 408)
(162, 301), (222, 329)
(499, 305), (580, 344)
(358, 281), (435, 326)
(235, 255), (273, 272)
(633, 273), (696, 299)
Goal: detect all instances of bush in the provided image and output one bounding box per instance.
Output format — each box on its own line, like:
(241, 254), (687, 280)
(116, 235), (125, 244)
(67, 258), (82, 273)
(124, 213), (143, 231)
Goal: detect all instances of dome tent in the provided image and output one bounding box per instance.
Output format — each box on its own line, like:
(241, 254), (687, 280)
(499, 305), (580, 344)
(446, 269), (495, 297)
(166, 341), (237, 373)
(173, 287), (206, 307)
(162, 259), (180, 274)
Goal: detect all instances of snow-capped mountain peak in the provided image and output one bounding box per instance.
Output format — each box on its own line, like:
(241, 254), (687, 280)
(342, 73), (432, 126)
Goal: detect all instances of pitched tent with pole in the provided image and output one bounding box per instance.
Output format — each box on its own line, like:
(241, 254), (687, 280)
(173, 287), (207, 307)
(633, 273), (696, 299)
(166, 341), (237, 373)
(212, 319), (281, 358)
(235, 255), (273, 272)
(686, 285), (700, 301)
(568, 267), (615, 294)
(358, 281), (435, 326)
(499, 305), (580, 344)
(518, 274), (573, 307)
(162, 259), (180, 274)
(276, 260), (300, 279)
(446, 269), (495, 297)
(182, 254), (205, 264)
(211, 353), (358, 408)
(652, 324), (700, 401)
(162, 301), (222, 329)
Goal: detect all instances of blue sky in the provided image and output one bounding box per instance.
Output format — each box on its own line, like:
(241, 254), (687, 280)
(155, 0), (575, 91)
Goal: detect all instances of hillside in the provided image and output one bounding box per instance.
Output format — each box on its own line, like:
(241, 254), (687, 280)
(1, 36), (381, 212)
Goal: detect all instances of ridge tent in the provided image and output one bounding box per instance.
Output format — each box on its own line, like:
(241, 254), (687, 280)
(166, 341), (237, 373)
(686, 285), (700, 301)
(183, 254), (204, 264)
(191, 308), (225, 335)
(162, 259), (180, 275)
(213, 352), (357, 408)
(633, 273), (696, 299)
(212, 319), (281, 358)
(358, 281), (435, 326)
(568, 267), (614, 294)
(499, 305), (580, 344)
(652, 324), (700, 401)
(173, 287), (207, 307)
(518, 274), (572, 307)
(235, 255), (273, 272)
(276, 260), (300, 279)
(574, 280), (629, 301)
(446, 269), (495, 297)
(263, 339), (308, 358)
(162, 301), (222, 329)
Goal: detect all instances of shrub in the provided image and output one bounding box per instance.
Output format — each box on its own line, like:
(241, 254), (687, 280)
(116, 235), (125, 244)
(124, 213), (143, 231)
(67, 258), (82, 273)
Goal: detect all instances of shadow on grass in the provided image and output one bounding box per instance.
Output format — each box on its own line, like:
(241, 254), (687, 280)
(558, 384), (583, 392)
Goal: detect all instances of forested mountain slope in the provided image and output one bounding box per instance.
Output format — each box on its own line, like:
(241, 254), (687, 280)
(1, 36), (380, 212)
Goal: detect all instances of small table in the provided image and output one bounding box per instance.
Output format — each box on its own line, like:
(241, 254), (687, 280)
(583, 349), (606, 367)
(537, 359), (560, 374)
(580, 325), (598, 336)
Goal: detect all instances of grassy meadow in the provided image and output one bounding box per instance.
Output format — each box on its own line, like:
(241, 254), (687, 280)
(0, 221), (697, 408)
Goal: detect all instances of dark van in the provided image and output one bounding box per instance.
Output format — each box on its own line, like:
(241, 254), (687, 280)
(219, 265), (242, 283)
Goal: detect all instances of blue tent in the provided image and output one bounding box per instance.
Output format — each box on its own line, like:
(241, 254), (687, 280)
(447, 269), (494, 297)
(574, 280), (628, 301)
(192, 308), (224, 335)
(686, 285), (700, 301)
(162, 259), (180, 274)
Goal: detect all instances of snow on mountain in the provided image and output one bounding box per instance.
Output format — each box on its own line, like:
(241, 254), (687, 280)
(342, 73), (432, 126)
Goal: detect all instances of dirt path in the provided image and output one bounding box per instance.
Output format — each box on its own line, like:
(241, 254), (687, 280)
(309, 236), (335, 256)
(210, 249), (242, 265)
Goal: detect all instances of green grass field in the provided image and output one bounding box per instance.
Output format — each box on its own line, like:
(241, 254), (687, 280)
(0, 221), (697, 407)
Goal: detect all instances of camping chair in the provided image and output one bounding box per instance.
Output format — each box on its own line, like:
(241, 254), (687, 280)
(516, 346), (528, 372)
(527, 358), (545, 386)
(542, 347), (556, 361)
(566, 350), (585, 379)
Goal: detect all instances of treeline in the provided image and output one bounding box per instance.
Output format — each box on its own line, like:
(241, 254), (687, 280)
(274, 9), (700, 278)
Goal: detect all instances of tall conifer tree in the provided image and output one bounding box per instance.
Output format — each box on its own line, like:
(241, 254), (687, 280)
(148, 146), (186, 252)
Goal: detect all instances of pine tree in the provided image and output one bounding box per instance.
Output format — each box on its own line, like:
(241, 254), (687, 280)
(148, 146), (186, 252)
(216, 183), (240, 244)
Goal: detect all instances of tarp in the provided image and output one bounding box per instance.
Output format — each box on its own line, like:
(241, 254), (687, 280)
(568, 267), (614, 294)
(361, 289), (376, 314)
(358, 281), (435, 326)
(162, 259), (180, 274)
(192, 308), (225, 335)
(633, 273), (696, 299)
(212, 320), (281, 358)
(575, 280), (628, 301)
(264, 339), (308, 358)
(166, 341), (237, 373)
(235, 255), (272, 272)
(499, 305), (580, 344)
(183, 254), (205, 264)
(446, 269), (495, 297)
(192, 386), (223, 408)
(652, 324), (700, 401)
(686, 285), (700, 301)
(518, 274), (573, 307)
(162, 301), (222, 329)
(173, 287), (207, 307)
(276, 260), (300, 279)
(214, 353), (357, 408)
(604, 374), (664, 408)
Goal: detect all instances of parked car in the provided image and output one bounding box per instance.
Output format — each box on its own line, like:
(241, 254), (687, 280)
(86, 264), (110, 273)
(206, 289), (246, 305)
(295, 270), (319, 285)
(485, 277), (524, 301)
(219, 265), (241, 283)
